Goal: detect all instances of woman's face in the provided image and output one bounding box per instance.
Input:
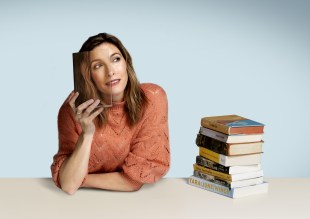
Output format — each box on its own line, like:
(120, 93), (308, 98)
(89, 42), (128, 103)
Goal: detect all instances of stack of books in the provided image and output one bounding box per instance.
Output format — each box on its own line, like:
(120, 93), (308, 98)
(188, 115), (269, 198)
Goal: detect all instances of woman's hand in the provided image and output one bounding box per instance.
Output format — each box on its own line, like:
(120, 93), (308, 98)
(68, 92), (104, 135)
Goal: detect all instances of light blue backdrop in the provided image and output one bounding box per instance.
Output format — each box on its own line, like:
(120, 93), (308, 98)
(1, 0), (309, 177)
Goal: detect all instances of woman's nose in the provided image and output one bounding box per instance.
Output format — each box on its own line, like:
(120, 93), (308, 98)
(107, 66), (115, 77)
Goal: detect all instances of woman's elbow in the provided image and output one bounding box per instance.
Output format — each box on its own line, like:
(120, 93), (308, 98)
(58, 175), (83, 195)
(130, 183), (143, 192)
(59, 178), (80, 195)
(61, 185), (78, 195)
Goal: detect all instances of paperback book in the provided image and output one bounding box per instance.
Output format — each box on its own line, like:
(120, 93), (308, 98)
(196, 156), (262, 175)
(199, 147), (262, 166)
(193, 170), (264, 189)
(201, 114), (265, 135)
(193, 163), (264, 181)
(188, 175), (268, 198)
(196, 134), (263, 156)
(72, 52), (113, 108)
(199, 127), (264, 143)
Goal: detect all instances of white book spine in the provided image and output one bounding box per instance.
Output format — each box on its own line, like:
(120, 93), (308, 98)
(230, 177), (264, 188)
(229, 164), (261, 174)
(231, 170), (264, 181)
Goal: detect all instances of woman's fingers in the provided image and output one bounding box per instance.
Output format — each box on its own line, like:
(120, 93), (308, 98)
(83, 99), (101, 116)
(71, 98), (104, 134)
(89, 107), (104, 121)
(63, 90), (75, 105)
(69, 96), (103, 131)
(75, 99), (95, 114)
(68, 92), (80, 110)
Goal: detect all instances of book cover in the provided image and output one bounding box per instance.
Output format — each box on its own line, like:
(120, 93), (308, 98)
(196, 156), (261, 174)
(193, 163), (231, 181)
(199, 147), (262, 166)
(193, 170), (264, 189)
(201, 114), (265, 135)
(193, 170), (231, 187)
(72, 52), (113, 108)
(193, 163), (264, 181)
(188, 175), (268, 198)
(199, 127), (264, 143)
(196, 134), (263, 156)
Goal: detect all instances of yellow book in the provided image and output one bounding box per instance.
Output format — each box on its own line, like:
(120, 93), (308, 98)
(193, 163), (264, 182)
(199, 147), (262, 167)
(193, 163), (232, 181)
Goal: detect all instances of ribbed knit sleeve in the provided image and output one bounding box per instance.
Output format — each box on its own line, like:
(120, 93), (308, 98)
(122, 84), (170, 185)
(50, 104), (80, 188)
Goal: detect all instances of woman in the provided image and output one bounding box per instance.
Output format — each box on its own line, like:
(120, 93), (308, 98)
(51, 33), (170, 195)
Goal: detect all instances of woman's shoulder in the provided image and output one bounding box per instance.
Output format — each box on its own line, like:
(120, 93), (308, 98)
(140, 83), (167, 99)
(57, 96), (75, 121)
(58, 101), (72, 115)
(140, 83), (168, 114)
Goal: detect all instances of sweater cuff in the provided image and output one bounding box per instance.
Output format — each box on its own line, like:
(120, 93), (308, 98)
(51, 156), (67, 188)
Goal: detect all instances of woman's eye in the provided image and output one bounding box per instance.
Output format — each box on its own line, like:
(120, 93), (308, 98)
(113, 57), (121, 62)
(93, 64), (102, 69)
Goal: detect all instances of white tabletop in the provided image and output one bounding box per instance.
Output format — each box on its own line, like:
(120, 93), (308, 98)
(0, 178), (309, 219)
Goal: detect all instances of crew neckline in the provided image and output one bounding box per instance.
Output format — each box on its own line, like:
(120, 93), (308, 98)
(109, 101), (126, 112)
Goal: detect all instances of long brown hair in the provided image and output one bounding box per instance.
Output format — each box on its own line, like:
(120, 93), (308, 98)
(72, 33), (148, 127)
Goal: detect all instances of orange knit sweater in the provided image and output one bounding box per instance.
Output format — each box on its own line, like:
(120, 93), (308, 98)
(51, 83), (170, 189)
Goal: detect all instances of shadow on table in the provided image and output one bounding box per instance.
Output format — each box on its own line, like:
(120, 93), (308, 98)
(142, 177), (188, 190)
(38, 178), (63, 194)
(37, 177), (189, 194)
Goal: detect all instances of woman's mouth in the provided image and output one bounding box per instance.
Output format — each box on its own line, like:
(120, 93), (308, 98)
(106, 79), (120, 86)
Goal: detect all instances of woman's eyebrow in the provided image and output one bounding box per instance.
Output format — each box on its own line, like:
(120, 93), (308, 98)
(90, 59), (101, 64)
(110, 52), (120, 57)
(90, 52), (120, 64)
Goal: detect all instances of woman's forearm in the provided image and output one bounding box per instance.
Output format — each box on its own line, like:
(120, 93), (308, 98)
(59, 132), (93, 195)
(82, 172), (143, 192)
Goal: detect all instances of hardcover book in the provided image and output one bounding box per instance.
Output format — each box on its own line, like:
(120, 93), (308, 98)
(199, 127), (264, 143)
(193, 170), (264, 189)
(199, 147), (262, 166)
(201, 114), (265, 135)
(188, 175), (268, 198)
(193, 170), (231, 187)
(196, 134), (263, 156)
(196, 156), (262, 174)
(193, 163), (264, 181)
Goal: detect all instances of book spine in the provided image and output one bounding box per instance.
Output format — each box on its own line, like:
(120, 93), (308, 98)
(232, 170), (264, 181)
(196, 156), (230, 174)
(188, 176), (233, 198)
(193, 163), (232, 181)
(199, 147), (226, 166)
(199, 127), (229, 143)
(196, 134), (229, 155)
(201, 118), (230, 134)
(193, 170), (231, 188)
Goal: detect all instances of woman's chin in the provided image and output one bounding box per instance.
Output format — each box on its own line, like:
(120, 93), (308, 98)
(111, 92), (124, 102)
(99, 88), (125, 102)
